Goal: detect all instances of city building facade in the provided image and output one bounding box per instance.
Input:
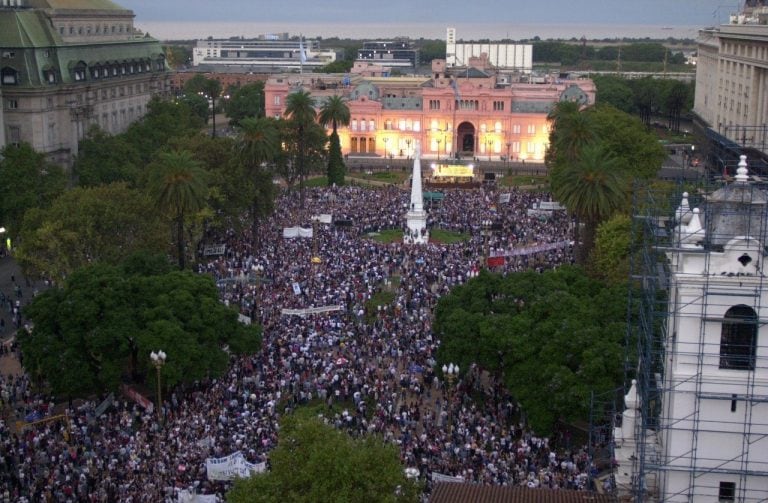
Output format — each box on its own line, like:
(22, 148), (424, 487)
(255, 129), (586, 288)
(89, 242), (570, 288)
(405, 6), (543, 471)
(192, 37), (337, 71)
(357, 40), (419, 70)
(264, 59), (594, 162)
(693, 3), (768, 171)
(0, 0), (171, 166)
(446, 27), (533, 72)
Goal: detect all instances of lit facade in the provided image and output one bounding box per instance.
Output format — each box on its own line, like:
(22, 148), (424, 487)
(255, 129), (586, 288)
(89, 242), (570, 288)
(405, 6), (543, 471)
(0, 0), (170, 166)
(264, 59), (595, 162)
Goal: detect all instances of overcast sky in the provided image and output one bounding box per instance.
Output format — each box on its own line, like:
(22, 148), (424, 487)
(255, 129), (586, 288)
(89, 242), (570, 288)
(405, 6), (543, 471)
(119, 0), (736, 26)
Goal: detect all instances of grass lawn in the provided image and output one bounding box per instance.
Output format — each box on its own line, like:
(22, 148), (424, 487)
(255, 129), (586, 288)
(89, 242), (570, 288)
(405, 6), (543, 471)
(305, 176), (329, 187)
(500, 174), (549, 188)
(347, 170), (409, 185)
(429, 228), (469, 244)
(367, 229), (403, 243)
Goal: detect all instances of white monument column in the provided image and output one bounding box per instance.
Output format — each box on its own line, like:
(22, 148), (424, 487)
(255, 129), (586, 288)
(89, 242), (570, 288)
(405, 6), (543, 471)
(404, 143), (429, 244)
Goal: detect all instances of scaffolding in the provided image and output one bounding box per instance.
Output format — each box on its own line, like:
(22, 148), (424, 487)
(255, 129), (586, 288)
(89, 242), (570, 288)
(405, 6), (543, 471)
(622, 159), (768, 502)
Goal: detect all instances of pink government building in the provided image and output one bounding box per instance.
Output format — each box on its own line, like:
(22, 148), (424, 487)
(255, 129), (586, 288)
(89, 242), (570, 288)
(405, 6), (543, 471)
(264, 57), (596, 162)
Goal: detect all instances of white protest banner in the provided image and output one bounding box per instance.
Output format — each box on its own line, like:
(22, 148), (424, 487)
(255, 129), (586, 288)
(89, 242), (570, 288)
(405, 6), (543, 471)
(237, 313), (252, 326)
(178, 490), (218, 503)
(499, 193), (511, 204)
(203, 244), (226, 256)
(493, 240), (571, 258)
(281, 305), (344, 317)
(292, 282), (302, 295)
(282, 227), (313, 239)
(206, 452), (265, 481)
(314, 214), (332, 224)
(431, 472), (465, 483)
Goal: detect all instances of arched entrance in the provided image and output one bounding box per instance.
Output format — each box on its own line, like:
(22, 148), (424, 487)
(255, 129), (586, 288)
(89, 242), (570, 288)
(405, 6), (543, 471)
(457, 122), (475, 157)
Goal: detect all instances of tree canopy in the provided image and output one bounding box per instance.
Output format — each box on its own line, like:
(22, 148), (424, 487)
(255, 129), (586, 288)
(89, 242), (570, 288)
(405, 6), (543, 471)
(434, 267), (630, 435)
(224, 81), (266, 126)
(74, 127), (142, 187)
(21, 255), (261, 397)
(15, 183), (167, 281)
(318, 96), (350, 186)
(0, 143), (66, 241)
(227, 414), (418, 503)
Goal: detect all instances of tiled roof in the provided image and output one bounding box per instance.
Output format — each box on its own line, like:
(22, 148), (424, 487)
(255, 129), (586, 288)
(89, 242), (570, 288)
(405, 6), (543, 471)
(430, 484), (616, 503)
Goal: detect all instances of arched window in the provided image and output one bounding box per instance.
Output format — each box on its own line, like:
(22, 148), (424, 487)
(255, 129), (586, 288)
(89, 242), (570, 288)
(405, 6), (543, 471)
(720, 305), (758, 370)
(1, 67), (19, 85)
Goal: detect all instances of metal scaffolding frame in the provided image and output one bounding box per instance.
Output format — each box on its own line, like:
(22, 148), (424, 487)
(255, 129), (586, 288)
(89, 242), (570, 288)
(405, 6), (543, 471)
(623, 175), (768, 502)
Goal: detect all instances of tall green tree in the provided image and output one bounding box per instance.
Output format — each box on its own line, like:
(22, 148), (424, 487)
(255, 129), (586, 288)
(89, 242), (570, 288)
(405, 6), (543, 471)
(285, 90), (318, 209)
(587, 105), (666, 181)
(227, 414), (419, 503)
(225, 81), (266, 126)
(589, 213), (633, 287)
(551, 142), (627, 263)
(184, 75), (223, 137)
(21, 256), (261, 397)
(592, 75), (634, 113)
(74, 127), (142, 187)
(0, 143), (66, 241)
(318, 95), (350, 185)
(123, 97), (204, 165)
(546, 100), (596, 167)
(148, 150), (208, 270)
(16, 183), (167, 281)
(434, 267), (630, 435)
(237, 117), (280, 247)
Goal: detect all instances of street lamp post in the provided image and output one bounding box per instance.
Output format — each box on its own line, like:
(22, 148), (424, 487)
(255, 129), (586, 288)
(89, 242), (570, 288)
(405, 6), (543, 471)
(486, 139), (493, 162)
(442, 363), (459, 431)
(506, 142), (511, 168)
(383, 137), (389, 158)
(405, 138), (412, 159)
(481, 219), (492, 268)
(150, 350), (167, 424)
(436, 138), (442, 161)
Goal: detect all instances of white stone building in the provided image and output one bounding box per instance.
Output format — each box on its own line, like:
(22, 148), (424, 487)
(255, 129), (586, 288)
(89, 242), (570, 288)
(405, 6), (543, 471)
(693, 5), (768, 159)
(192, 38), (337, 71)
(618, 157), (768, 502)
(0, 0), (170, 166)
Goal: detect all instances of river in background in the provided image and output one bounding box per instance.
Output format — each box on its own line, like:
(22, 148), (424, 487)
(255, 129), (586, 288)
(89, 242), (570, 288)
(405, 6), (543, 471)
(136, 21), (704, 42)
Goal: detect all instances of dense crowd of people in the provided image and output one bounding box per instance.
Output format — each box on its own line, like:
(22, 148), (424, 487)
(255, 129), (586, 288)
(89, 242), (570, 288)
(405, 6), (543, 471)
(0, 182), (598, 502)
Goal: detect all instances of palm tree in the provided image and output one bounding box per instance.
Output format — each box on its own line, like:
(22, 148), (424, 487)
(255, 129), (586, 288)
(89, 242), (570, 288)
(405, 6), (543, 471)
(318, 95), (351, 136)
(551, 142), (627, 264)
(237, 117), (280, 249)
(318, 95), (351, 186)
(547, 101), (596, 169)
(148, 150), (208, 270)
(285, 90), (316, 209)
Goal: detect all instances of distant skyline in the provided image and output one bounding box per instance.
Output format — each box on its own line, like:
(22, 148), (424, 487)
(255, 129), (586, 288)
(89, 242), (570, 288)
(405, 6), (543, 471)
(119, 0), (737, 27)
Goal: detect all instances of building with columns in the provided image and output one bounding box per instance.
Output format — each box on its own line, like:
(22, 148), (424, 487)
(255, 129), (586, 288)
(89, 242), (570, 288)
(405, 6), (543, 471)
(264, 59), (595, 162)
(0, 0), (170, 166)
(693, 2), (768, 172)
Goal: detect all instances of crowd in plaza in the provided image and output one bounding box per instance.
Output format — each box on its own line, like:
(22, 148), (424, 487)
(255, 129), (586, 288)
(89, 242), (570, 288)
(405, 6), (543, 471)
(0, 182), (596, 502)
